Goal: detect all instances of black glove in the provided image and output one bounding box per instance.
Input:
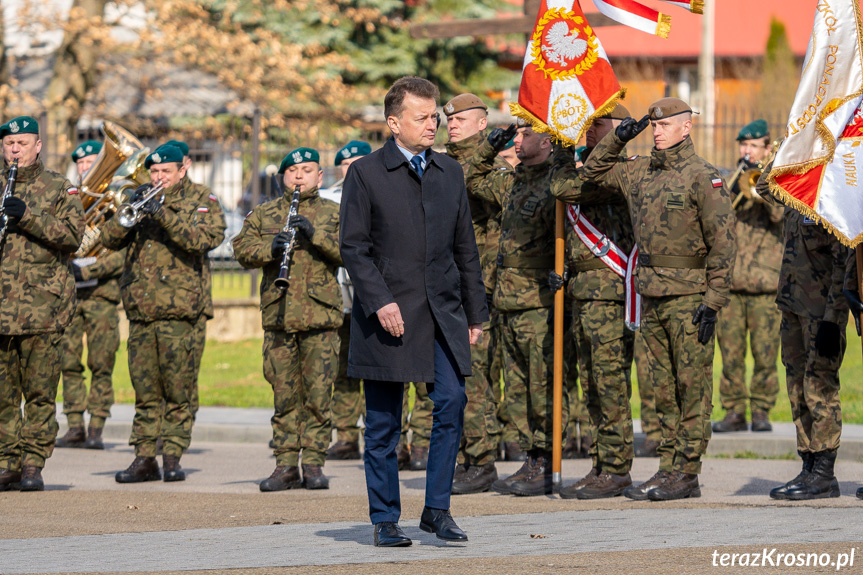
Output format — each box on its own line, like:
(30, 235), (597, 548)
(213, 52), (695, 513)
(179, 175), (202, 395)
(488, 123), (518, 152)
(271, 230), (292, 258)
(548, 269), (568, 292)
(814, 321), (842, 359)
(289, 214), (314, 239)
(843, 289), (863, 336)
(71, 262), (84, 282)
(691, 304), (718, 345)
(3, 196), (26, 222)
(142, 193), (163, 216)
(615, 115), (650, 143)
(129, 184), (149, 204)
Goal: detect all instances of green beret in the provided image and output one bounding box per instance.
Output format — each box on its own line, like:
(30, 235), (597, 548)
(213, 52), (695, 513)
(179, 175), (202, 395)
(164, 139), (190, 157)
(575, 146), (587, 162)
(1, 116), (39, 137)
(279, 147), (320, 174)
(71, 140), (102, 162)
(144, 144), (184, 169)
(335, 141), (371, 166)
(503, 136), (516, 150)
(737, 119), (769, 141)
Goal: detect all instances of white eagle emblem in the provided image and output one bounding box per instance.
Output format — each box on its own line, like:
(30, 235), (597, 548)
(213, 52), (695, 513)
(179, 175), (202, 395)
(445, 103), (454, 114)
(76, 149), (84, 158)
(292, 151), (302, 163)
(9, 121), (19, 133)
(542, 22), (588, 66)
(341, 149), (350, 158)
(152, 153), (161, 163)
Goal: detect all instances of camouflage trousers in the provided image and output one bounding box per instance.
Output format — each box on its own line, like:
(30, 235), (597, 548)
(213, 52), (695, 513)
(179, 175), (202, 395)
(564, 306), (586, 439)
(640, 295), (714, 475)
(780, 311), (845, 453)
(0, 332), (63, 470)
(128, 319), (196, 458)
(574, 299), (635, 474)
(188, 313), (208, 419)
(401, 382), (432, 449)
(458, 316), (502, 466)
(489, 310), (518, 445)
(717, 292), (781, 415)
(634, 331), (661, 442)
(501, 306), (569, 452)
(264, 328), (338, 467)
(60, 297), (119, 428)
(332, 315), (364, 444)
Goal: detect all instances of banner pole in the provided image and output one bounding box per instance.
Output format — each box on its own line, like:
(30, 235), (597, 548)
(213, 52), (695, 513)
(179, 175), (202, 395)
(553, 200), (565, 488)
(857, 246), (863, 360)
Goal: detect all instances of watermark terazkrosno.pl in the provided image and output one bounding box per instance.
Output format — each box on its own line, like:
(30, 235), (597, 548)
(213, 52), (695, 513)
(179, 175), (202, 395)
(712, 548), (856, 570)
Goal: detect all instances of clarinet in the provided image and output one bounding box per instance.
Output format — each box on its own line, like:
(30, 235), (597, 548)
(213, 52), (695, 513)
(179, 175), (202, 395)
(0, 159), (20, 247)
(274, 185), (302, 289)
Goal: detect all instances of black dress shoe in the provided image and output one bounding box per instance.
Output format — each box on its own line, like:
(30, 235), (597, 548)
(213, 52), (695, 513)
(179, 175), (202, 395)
(419, 506), (468, 541)
(374, 521), (412, 547)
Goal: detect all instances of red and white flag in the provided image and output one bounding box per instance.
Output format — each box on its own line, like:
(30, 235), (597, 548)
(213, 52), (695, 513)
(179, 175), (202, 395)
(590, 0), (702, 38)
(510, 0), (624, 146)
(767, 0), (863, 247)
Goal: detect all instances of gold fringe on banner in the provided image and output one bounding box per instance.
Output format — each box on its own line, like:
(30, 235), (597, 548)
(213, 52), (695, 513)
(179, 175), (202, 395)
(690, 0), (704, 15)
(656, 14), (672, 38)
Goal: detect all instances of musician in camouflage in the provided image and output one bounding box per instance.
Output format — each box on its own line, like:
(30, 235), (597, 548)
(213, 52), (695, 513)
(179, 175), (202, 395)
(233, 147), (343, 492)
(57, 140), (123, 451)
(0, 116), (84, 492)
(549, 103), (637, 499)
(714, 120), (783, 434)
(466, 122), (568, 497)
(103, 144), (224, 484)
(582, 98), (736, 501)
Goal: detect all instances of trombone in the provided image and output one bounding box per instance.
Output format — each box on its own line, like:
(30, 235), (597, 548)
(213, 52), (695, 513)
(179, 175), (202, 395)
(117, 183), (165, 228)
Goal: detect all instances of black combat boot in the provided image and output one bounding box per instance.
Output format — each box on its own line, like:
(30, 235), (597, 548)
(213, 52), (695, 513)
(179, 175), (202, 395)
(84, 427), (104, 450)
(55, 426), (86, 448)
(786, 450), (840, 500)
(503, 441), (526, 462)
(857, 487), (863, 500)
(409, 445), (429, 471)
(510, 451), (553, 496)
(562, 435), (582, 459)
(559, 467), (599, 499)
(163, 455), (186, 482)
(769, 451), (815, 500)
(577, 470), (632, 499)
(712, 411), (747, 433)
(0, 467), (21, 491)
(639, 438), (660, 458)
(259, 465), (301, 492)
(301, 464), (330, 489)
(116, 456), (161, 483)
(751, 411), (773, 432)
(623, 470), (672, 500)
(452, 463), (498, 495)
(452, 463), (469, 484)
(395, 444), (410, 470)
(492, 453), (536, 494)
(647, 471), (700, 501)
(19, 465), (44, 492)
(326, 440), (361, 460)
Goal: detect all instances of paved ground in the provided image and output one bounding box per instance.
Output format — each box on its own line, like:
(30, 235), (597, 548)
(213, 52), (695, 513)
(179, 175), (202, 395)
(0, 408), (859, 574)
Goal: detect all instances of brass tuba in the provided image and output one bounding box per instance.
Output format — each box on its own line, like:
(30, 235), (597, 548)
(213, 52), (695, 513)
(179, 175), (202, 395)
(74, 121), (145, 258)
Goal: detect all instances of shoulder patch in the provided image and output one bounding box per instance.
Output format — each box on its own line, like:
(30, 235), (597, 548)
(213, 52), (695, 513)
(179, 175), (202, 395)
(244, 210), (252, 219)
(711, 178), (723, 188)
(197, 207), (209, 213)
(67, 187), (78, 194)
(209, 194), (218, 202)
(803, 216), (817, 225)
(628, 155), (639, 161)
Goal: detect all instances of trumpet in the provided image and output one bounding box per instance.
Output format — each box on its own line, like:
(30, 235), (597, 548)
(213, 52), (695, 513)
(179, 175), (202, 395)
(117, 183), (165, 228)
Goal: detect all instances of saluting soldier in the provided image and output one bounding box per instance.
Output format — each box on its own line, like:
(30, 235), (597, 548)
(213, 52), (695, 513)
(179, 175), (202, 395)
(324, 140), (371, 461)
(163, 139), (227, 421)
(582, 98), (736, 501)
(56, 140), (125, 450)
(103, 144), (224, 484)
(233, 147), (343, 491)
(0, 116), (84, 491)
(443, 93), (504, 494)
(467, 121), (568, 497)
(549, 102), (637, 499)
(713, 120), (783, 433)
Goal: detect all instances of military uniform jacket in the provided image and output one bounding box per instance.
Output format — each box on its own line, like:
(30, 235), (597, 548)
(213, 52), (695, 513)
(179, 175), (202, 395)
(77, 248), (125, 304)
(582, 133), (736, 311)
(466, 139), (556, 312)
(184, 176), (227, 318)
(101, 179), (224, 322)
(550, 145), (634, 302)
(446, 132), (509, 295)
(233, 188), (343, 333)
(728, 178), (784, 294)
(0, 160), (84, 335)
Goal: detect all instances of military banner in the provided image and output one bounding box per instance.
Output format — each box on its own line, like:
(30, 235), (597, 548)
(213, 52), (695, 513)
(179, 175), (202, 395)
(590, 0), (703, 38)
(767, 0), (863, 247)
(510, 0), (624, 146)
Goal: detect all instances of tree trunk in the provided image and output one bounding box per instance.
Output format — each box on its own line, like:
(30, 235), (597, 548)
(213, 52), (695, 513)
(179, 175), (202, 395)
(44, 0), (108, 171)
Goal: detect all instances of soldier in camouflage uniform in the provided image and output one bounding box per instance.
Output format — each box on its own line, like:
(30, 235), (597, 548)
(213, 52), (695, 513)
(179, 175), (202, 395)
(582, 98), (736, 501)
(56, 140), (124, 451)
(759, 163), (849, 500)
(467, 122), (569, 497)
(103, 144), (224, 484)
(0, 116), (84, 491)
(549, 103), (637, 499)
(842, 255), (863, 500)
(233, 147), (343, 491)
(634, 332), (660, 456)
(442, 93), (504, 494)
(714, 120), (783, 434)
(322, 140), (371, 461)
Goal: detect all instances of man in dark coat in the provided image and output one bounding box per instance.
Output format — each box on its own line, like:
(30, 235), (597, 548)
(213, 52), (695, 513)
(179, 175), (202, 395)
(340, 76), (487, 547)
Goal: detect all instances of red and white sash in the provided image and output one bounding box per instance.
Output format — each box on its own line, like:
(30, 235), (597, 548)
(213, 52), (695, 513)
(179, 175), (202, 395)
(566, 205), (641, 330)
